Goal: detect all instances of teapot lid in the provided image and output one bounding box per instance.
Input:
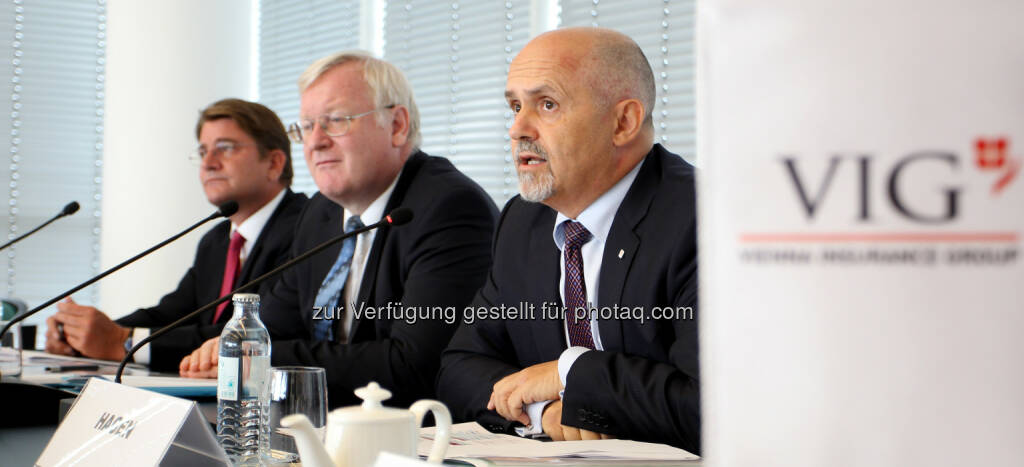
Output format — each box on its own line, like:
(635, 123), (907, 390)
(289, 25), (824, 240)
(331, 382), (412, 423)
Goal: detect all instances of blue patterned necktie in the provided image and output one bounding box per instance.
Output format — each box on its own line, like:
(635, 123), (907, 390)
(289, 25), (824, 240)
(563, 220), (595, 349)
(312, 215), (364, 341)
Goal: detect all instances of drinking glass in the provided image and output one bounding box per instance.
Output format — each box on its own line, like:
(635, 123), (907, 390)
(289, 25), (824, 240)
(0, 320), (21, 377)
(263, 366), (328, 464)
(0, 299), (25, 377)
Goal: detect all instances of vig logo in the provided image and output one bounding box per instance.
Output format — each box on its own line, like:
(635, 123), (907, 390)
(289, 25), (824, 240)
(975, 138), (1020, 195)
(782, 138), (1020, 224)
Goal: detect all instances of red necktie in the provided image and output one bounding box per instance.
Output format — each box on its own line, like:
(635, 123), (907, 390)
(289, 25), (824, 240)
(213, 231), (245, 323)
(563, 221), (595, 349)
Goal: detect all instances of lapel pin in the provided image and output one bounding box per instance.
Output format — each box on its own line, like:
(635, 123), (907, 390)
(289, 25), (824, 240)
(618, 249), (625, 259)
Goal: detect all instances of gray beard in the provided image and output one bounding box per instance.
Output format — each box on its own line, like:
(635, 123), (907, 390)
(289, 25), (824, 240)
(517, 168), (555, 202)
(513, 140), (555, 202)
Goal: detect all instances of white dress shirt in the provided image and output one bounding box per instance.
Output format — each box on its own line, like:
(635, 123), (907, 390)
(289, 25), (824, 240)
(233, 188), (287, 263)
(339, 171), (401, 343)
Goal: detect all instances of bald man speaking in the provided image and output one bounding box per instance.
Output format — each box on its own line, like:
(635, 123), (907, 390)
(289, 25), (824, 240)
(438, 27), (699, 453)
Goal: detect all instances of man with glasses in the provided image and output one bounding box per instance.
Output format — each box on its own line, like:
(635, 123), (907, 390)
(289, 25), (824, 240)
(180, 52), (498, 409)
(44, 98), (307, 371)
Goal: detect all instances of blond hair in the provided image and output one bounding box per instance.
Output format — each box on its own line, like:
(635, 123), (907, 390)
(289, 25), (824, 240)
(298, 51), (421, 149)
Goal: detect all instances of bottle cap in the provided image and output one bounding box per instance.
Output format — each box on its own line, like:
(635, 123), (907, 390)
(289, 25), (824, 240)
(232, 293), (260, 304)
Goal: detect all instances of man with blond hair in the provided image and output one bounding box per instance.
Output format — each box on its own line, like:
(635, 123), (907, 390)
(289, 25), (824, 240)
(46, 98), (307, 371)
(181, 52), (498, 408)
(438, 28), (700, 453)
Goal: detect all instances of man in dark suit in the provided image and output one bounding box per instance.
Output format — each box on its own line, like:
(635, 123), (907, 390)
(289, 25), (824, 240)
(180, 53), (497, 408)
(44, 98), (307, 372)
(436, 27), (700, 453)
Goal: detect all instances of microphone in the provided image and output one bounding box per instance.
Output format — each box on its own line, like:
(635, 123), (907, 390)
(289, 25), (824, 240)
(115, 207), (414, 382)
(0, 201), (239, 342)
(62, 201), (81, 216)
(0, 201), (81, 253)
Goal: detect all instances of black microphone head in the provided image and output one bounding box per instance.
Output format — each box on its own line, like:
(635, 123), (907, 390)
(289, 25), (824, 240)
(218, 201), (239, 218)
(385, 208), (413, 226)
(61, 201), (80, 216)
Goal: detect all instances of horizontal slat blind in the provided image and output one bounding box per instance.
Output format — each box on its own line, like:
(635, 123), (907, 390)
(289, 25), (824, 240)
(257, 0), (696, 206)
(0, 0), (105, 328)
(258, 0), (362, 195)
(384, 0), (530, 206)
(561, 0), (697, 163)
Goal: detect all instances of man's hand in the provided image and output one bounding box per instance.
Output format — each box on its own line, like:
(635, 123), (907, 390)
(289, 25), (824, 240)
(51, 297), (131, 361)
(180, 337), (220, 378)
(541, 400), (614, 441)
(487, 360), (562, 425)
(44, 315), (76, 356)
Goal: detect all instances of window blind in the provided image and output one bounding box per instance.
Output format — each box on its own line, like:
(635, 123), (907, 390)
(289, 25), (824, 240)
(258, 0), (362, 195)
(0, 0), (106, 327)
(384, 0), (531, 206)
(258, 0), (696, 205)
(560, 0), (697, 163)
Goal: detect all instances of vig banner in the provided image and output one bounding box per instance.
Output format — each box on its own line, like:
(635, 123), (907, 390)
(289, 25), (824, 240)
(698, 1), (1023, 466)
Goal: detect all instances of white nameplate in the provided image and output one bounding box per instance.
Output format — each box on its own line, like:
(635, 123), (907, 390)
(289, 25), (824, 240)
(37, 377), (227, 466)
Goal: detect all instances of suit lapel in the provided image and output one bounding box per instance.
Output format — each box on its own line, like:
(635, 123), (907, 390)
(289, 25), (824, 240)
(237, 215), (272, 285)
(209, 222), (231, 301)
(349, 151), (427, 340)
(236, 189), (296, 284)
(596, 146), (662, 352)
(305, 197), (345, 334)
(531, 208), (568, 356)
(238, 242), (259, 283)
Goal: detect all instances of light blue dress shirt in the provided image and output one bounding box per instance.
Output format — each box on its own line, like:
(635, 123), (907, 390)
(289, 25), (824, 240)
(517, 160), (643, 436)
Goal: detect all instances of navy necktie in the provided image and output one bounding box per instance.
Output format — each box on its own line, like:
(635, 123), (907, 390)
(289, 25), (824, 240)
(312, 216), (364, 341)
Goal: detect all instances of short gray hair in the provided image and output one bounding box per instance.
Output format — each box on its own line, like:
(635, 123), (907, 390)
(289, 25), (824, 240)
(583, 30), (657, 126)
(298, 50), (422, 149)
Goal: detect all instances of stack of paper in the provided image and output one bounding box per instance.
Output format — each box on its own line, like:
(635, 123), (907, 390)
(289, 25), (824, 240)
(419, 422), (699, 464)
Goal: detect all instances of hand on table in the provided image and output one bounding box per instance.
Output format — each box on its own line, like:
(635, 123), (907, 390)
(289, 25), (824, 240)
(48, 297), (131, 361)
(44, 315), (75, 356)
(179, 337), (220, 378)
(487, 360), (562, 426)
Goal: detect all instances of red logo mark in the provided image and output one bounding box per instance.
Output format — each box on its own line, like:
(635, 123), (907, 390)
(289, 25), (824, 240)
(975, 137), (1019, 195)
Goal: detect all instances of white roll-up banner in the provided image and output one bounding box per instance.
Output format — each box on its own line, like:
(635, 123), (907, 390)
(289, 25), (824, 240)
(698, 1), (1023, 466)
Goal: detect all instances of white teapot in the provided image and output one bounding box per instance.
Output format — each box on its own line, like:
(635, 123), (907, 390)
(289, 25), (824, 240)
(282, 382), (451, 467)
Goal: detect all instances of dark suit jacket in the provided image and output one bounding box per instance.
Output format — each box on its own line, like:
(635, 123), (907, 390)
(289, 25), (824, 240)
(116, 189), (307, 372)
(261, 151), (498, 409)
(437, 144), (700, 453)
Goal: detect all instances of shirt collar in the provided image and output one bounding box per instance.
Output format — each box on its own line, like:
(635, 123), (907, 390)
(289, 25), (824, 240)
(232, 187), (286, 246)
(552, 159), (644, 250)
(344, 167), (402, 229)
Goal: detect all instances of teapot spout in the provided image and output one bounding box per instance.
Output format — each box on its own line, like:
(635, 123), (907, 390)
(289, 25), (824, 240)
(281, 414), (335, 467)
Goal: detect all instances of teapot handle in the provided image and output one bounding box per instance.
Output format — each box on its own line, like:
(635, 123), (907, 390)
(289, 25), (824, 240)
(409, 400), (452, 463)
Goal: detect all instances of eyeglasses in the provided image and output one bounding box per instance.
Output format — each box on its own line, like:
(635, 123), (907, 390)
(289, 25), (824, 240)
(287, 105), (396, 143)
(189, 141), (254, 165)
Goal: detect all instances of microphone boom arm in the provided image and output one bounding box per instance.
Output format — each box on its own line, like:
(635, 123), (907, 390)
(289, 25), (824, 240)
(0, 201), (79, 253)
(0, 208), (230, 341)
(114, 214), (402, 382)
